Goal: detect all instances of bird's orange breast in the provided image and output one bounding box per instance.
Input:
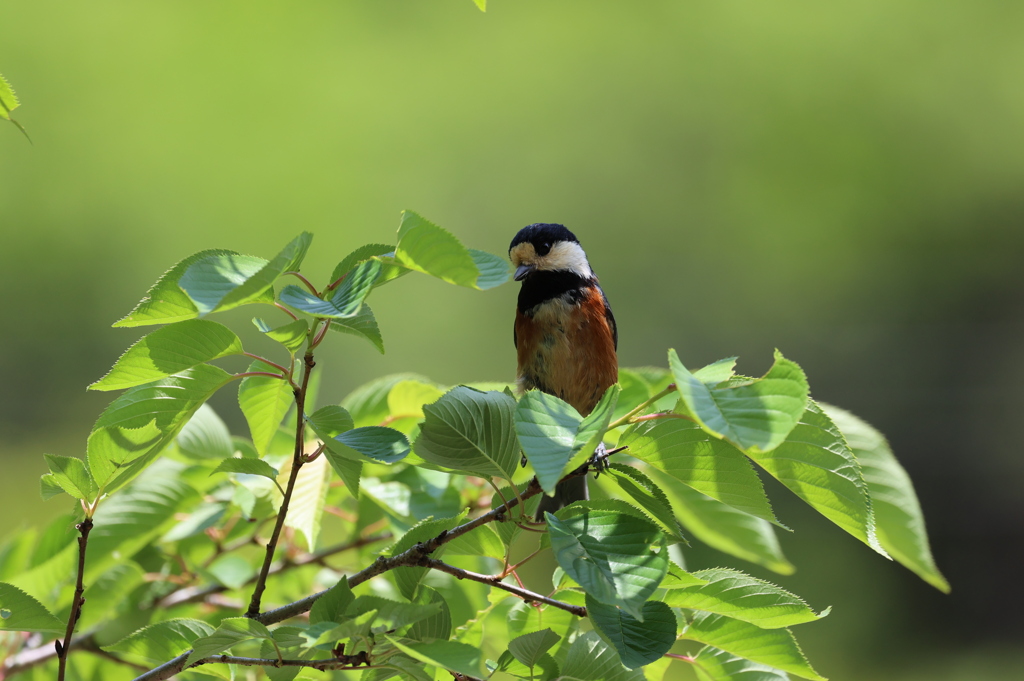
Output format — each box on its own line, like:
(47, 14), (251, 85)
(515, 286), (618, 416)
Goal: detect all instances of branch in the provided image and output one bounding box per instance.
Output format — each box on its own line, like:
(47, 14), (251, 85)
(131, 445), (625, 681)
(56, 518), (93, 681)
(189, 654), (374, 671)
(285, 271), (320, 297)
(158, 532), (391, 609)
(246, 351), (316, 616)
(423, 559), (586, 617)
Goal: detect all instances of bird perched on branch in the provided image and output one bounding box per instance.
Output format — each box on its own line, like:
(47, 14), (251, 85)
(509, 223), (618, 519)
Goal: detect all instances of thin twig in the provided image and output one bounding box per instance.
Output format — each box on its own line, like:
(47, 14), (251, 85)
(606, 383), (677, 430)
(56, 518), (93, 681)
(424, 559), (585, 616)
(285, 271), (320, 297)
(246, 351), (315, 617)
(189, 654), (377, 671)
(274, 302), (299, 321)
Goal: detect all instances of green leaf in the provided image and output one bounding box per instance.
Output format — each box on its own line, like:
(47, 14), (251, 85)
(621, 417), (780, 525)
(389, 512), (466, 600)
(508, 628), (561, 668)
(40, 474), (65, 501)
(279, 259), (381, 318)
(414, 386), (520, 480)
(309, 577), (354, 625)
(560, 631), (645, 681)
(178, 403), (234, 460)
(334, 427), (410, 464)
(586, 597), (676, 670)
(823, 404), (950, 592)
(670, 349), (809, 454)
(43, 454), (95, 501)
(388, 380), (445, 420)
(75, 561), (145, 631)
(507, 596), (576, 640)
(442, 523), (506, 560)
(750, 400), (884, 556)
(211, 457), (280, 484)
(408, 587), (452, 642)
(254, 317), (309, 352)
(105, 618), (215, 663)
(115, 250), (254, 326)
(347, 596), (442, 631)
(515, 386), (618, 495)
(607, 464), (685, 542)
(90, 319), (243, 391)
(0, 72), (20, 119)
(179, 233), (312, 316)
(663, 568), (829, 628)
(385, 637), (483, 678)
(681, 612), (825, 681)
(186, 617), (275, 666)
(647, 467), (794, 575)
(280, 455), (330, 550)
(394, 210), (509, 289)
(343, 373), (430, 427)
(547, 511), (668, 619)
(328, 305), (385, 353)
(472, 0), (486, 13)
(238, 360), (294, 456)
(0, 582), (65, 633)
(89, 365), (232, 492)
(692, 646), (791, 681)
(329, 243), (396, 284)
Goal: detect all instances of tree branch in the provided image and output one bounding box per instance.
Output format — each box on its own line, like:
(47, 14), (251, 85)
(422, 558), (586, 617)
(246, 351), (316, 617)
(56, 518), (93, 681)
(189, 654), (375, 671)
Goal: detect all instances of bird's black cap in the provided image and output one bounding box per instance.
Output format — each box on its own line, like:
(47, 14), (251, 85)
(509, 223), (579, 255)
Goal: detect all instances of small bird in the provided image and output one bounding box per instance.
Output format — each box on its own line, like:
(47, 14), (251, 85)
(509, 223), (618, 519)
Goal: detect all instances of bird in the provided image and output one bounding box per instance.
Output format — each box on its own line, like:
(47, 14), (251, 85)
(509, 223), (618, 520)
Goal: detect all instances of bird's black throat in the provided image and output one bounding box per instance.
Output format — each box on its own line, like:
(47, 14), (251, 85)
(517, 269), (592, 314)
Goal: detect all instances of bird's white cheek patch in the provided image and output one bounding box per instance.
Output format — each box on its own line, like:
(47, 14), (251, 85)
(541, 242), (593, 279)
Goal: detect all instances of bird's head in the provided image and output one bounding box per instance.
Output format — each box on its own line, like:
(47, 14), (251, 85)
(508, 223), (593, 282)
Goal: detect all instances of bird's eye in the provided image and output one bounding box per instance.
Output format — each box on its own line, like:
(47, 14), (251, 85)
(536, 242), (552, 256)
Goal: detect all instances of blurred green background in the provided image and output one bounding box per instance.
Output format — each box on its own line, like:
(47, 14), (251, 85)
(2, 0), (1022, 678)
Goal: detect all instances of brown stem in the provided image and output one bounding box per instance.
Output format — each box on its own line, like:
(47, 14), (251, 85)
(189, 655), (378, 671)
(245, 351), (315, 617)
(423, 559), (585, 617)
(274, 302), (299, 321)
(285, 271), (320, 297)
(56, 518), (93, 681)
(242, 352), (292, 377)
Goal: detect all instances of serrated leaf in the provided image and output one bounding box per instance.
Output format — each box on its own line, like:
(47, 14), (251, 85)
(343, 373), (431, 427)
(395, 210), (509, 289)
(408, 587), (452, 642)
(385, 637), (483, 677)
(692, 646), (792, 681)
(472, 0), (486, 13)
(414, 386), (520, 480)
(334, 427), (410, 464)
(186, 617), (275, 666)
(179, 233), (312, 316)
(105, 618), (215, 663)
(40, 474), (65, 501)
(310, 576), (354, 625)
(0, 72), (20, 119)
(442, 523), (505, 560)
(681, 612), (825, 681)
(607, 464), (685, 542)
(0, 582), (65, 633)
(621, 417), (780, 525)
(211, 457), (280, 484)
(279, 259), (381, 318)
(663, 568), (828, 628)
(388, 380), (445, 420)
(116, 250), (263, 327)
(508, 628), (561, 668)
(515, 387), (620, 495)
(254, 317), (309, 352)
(207, 554), (254, 590)
(647, 467), (794, 575)
(89, 365), (232, 492)
(751, 400), (885, 556)
(329, 243), (396, 284)
(280, 455), (330, 550)
(90, 319), (243, 391)
(670, 350), (809, 454)
(328, 304), (385, 353)
(363, 655), (435, 681)
(43, 454), (95, 501)
(560, 630), (645, 681)
(823, 404), (950, 592)
(238, 360), (294, 456)
(389, 512), (466, 600)
(587, 597), (676, 670)
(178, 403), (234, 460)
(546, 511), (668, 619)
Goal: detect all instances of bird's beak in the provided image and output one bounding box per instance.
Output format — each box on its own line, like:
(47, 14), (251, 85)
(514, 264), (535, 281)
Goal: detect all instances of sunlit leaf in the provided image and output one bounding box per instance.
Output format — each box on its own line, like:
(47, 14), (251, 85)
(210, 457), (280, 485)
(279, 455), (330, 550)
(253, 317), (309, 352)
(692, 646), (791, 681)
(329, 305), (385, 353)
(586, 597), (676, 669)
(388, 512), (467, 600)
(559, 631), (645, 681)
(385, 637), (483, 678)
(0, 582), (65, 633)
(394, 210), (509, 289)
(177, 403), (234, 460)
(279, 259), (381, 318)
(105, 618), (215, 664)
(42, 454), (95, 501)
(239, 360), (294, 456)
(186, 617), (275, 666)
